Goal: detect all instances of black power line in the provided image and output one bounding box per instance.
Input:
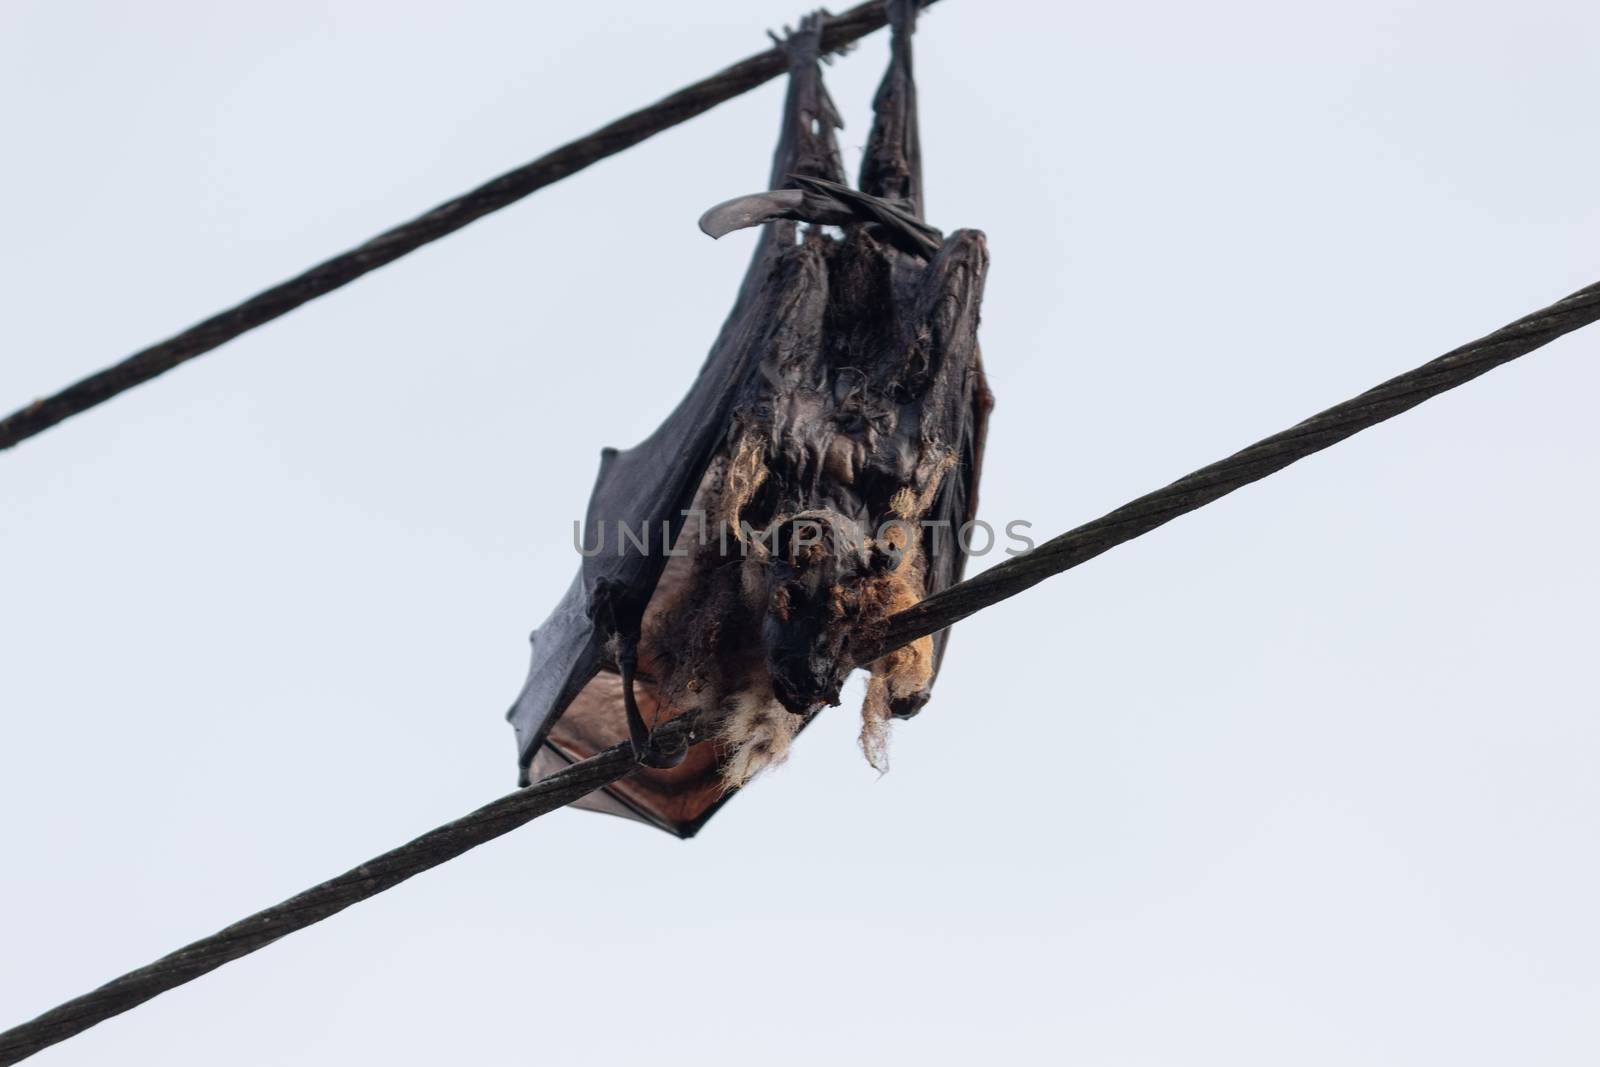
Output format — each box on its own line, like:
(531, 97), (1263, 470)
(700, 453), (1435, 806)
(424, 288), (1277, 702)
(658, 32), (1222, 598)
(0, 736), (647, 1066)
(3, 275), (1595, 1065)
(859, 277), (1600, 661)
(0, 0), (937, 453)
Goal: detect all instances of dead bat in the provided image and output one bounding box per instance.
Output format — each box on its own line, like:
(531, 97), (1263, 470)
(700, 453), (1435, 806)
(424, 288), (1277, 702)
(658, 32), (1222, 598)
(507, 1), (991, 837)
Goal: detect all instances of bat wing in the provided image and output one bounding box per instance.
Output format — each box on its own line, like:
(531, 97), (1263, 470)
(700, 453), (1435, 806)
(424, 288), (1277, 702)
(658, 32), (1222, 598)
(506, 18), (846, 836)
(893, 352), (992, 719)
(506, 241), (780, 781)
(889, 225), (993, 721)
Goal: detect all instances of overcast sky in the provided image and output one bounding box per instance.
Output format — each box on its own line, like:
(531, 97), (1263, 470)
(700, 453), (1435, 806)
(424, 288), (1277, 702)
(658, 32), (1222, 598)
(3, 1), (1598, 1064)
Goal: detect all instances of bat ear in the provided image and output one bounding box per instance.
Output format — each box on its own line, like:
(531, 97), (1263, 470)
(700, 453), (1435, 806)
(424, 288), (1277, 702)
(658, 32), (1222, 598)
(697, 190), (806, 239)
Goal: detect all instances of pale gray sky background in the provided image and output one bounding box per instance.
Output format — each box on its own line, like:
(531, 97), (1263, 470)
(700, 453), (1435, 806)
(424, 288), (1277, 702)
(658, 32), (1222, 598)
(3, 1), (1598, 1063)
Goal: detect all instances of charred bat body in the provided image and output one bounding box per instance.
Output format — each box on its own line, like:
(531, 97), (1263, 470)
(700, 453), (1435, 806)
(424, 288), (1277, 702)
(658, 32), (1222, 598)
(508, 2), (992, 836)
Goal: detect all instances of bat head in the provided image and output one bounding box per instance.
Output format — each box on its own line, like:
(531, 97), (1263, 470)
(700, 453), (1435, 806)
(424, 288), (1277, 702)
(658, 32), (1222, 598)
(757, 509), (899, 714)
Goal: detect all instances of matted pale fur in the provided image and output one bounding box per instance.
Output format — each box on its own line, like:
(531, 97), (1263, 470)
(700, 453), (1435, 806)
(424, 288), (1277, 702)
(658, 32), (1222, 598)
(857, 480), (945, 770)
(860, 604), (935, 773)
(718, 687), (801, 790)
(718, 429), (770, 539)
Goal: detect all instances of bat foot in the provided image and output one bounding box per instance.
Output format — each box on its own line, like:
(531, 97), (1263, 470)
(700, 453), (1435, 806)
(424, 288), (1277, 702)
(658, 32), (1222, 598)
(629, 729), (689, 770)
(626, 695), (687, 768)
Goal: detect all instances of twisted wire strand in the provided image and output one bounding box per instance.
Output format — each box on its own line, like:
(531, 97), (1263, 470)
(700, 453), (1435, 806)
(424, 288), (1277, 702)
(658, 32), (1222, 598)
(857, 278), (1600, 661)
(0, 731), (661, 1065)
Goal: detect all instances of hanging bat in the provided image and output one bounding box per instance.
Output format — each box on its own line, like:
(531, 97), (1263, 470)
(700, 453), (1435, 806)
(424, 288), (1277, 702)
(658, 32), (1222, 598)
(507, 1), (991, 837)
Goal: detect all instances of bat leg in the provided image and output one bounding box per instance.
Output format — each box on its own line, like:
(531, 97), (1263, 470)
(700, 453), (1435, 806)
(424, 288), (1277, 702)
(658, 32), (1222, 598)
(617, 633), (687, 770)
(766, 12), (847, 188)
(859, 0), (922, 214)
